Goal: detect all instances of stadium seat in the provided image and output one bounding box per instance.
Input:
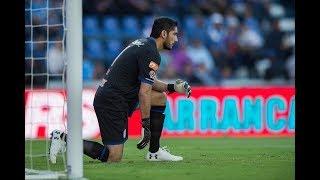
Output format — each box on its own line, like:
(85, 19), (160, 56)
(86, 39), (104, 60)
(104, 39), (122, 64)
(142, 16), (153, 28)
(184, 15), (201, 40)
(83, 16), (101, 37)
(122, 16), (141, 39)
(102, 16), (121, 39)
(141, 16), (154, 37)
(183, 15), (196, 31)
(83, 58), (94, 81)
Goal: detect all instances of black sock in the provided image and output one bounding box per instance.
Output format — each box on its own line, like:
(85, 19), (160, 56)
(149, 106), (165, 153)
(60, 133), (109, 162)
(83, 140), (109, 162)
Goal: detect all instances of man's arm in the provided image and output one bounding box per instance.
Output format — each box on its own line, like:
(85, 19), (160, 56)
(139, 83), (152, 118)
(152, 78), (168, 92)
(153, 78), (192, 98)
(137, 82), (152, 149)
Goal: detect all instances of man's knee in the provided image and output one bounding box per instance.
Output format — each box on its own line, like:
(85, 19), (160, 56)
(106, 144), (123, 163)
(108, 153), (122, 162)
(151, 91), (167, 106)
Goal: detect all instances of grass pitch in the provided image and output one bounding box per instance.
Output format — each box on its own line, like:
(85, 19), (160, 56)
(26, 137), (294, 180)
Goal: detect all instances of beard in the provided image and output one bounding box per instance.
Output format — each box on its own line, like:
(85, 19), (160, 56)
(163, 41), (172, 50)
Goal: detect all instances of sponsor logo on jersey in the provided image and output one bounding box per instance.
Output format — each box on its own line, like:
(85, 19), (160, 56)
(149, 61), (159, 71)
(149, 70), (156, 79)
(132, 40), (144, 47)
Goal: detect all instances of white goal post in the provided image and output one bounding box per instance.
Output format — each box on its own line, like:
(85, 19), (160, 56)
(25, 0), (83, 179)
(66, 0), (83, 178)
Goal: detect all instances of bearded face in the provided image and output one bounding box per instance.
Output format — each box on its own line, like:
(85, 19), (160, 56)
(162, 27), (178, 50)
(163, 38), (173, 50)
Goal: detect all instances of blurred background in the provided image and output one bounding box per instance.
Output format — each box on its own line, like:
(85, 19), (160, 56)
(25, 0), (295, 88)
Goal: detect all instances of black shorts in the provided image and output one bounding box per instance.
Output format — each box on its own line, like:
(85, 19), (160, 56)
(94, 105), (128, 145)
(93, 87), (139, 145)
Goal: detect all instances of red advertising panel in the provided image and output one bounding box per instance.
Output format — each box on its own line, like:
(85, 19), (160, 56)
(25, 87), (295, 139)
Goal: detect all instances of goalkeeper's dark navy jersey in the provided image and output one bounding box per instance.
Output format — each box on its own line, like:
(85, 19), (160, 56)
(93, 37), (161, 112)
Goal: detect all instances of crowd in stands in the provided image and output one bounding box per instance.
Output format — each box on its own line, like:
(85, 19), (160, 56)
(25, 0), (295, 86)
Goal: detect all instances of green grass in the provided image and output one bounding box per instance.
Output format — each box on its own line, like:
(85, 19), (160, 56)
(26, 137), (295, 180)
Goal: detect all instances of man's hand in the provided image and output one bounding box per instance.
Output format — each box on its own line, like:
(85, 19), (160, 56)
(137, 118), (151, 149)
(174, 79), (192, 98)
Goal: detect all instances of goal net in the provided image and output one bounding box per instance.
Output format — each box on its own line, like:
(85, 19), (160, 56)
(25, 0), (83, 179)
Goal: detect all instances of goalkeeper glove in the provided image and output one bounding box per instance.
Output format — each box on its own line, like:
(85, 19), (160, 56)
(168, 79), (192, 98)
(137, 118), (151, 150)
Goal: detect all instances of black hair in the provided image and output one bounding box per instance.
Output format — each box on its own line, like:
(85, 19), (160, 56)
(150, 17), (178, 38)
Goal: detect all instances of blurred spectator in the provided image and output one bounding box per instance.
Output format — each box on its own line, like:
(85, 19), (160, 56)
(186, 38), (215, 85)
(263, 19), (284, 59)
(186, 38), (215, 71)
(179, 62), (202, 85)
(230, 0), (247, 16)
(238, 23), (264, 50)
(194, 63), (216, 85)
(237, 23), (264, 78)
(243, 5), (261, 35)
(160, 65), (177, 80)
(185, 15), (209, 46)
(286, 53), (295, 79)
(223, 15), (241, 76)
(207, 12), (228, 79)
(195, 0), (216, 15)
(170, 40), (192, 75)
(48, 43), (64, 75)
(264, 52), (289, 81)
(267, 2), (285, 19)
(207, 13), (227, 52)
(157, 51), (174, 79)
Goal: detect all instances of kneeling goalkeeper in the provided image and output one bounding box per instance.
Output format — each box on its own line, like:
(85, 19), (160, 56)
(49, 17), (191, 163)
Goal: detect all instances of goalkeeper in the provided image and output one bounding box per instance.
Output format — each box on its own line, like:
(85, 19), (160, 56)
(49, 17), (191, 163)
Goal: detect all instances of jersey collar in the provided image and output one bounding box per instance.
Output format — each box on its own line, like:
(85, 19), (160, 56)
(147, 37), (157, 50)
